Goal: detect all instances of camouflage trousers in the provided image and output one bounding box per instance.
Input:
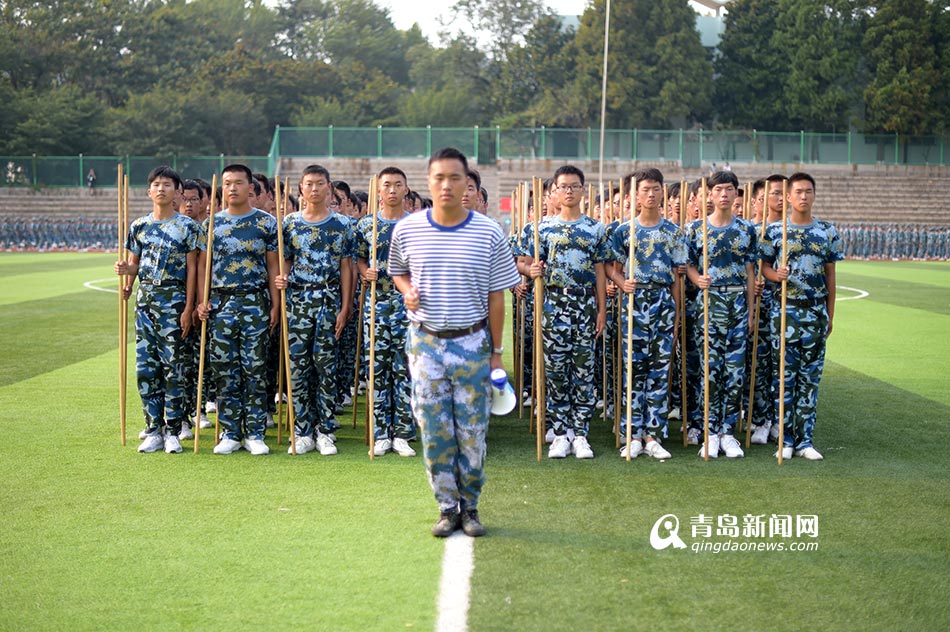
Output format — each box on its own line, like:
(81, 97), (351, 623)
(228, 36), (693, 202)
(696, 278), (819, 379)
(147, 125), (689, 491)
(209, 290), (270, 441)
(265, 326), (280, 414)
(181, 328), (198, 426)
(771, 300), (829, 450)
(287, 287), (340, 437)
(335, 291), (360, 410)
(134, 286), (189, 435)
(750, 289), (777, 428)
(365, 288), (413, 440)
(595, 294), (618, 416)
(618, 287), (675, 439)
(515, 292), (534, 397)
(543, 292), (597, 437)
(407, 325), (491, 512)
(695, 289), (749, 435)
(685, 290), (703, 430)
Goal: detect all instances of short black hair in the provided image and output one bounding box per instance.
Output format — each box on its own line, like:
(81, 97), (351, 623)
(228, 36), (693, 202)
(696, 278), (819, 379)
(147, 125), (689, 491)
(553, 165), (585, 186)
(146, 165), (182, 189)
(467, 168), (481, 191)
(787, 172), (816, 190)
(331, 178), (349, 195)
(222, 163), (253, 183)
(194, 178), (211, 199)
(302, 165), (331, 183)
(250, 178), (262, 196)
(631, 167), (664, 190)
(378, 166), (407, 183)
(428, 147), (469, 173)
(667, 182), (681, 199)
(752, 179), (766, 198)
(252, 173), (273, 195)
(479, 186), (488, 205)
(183, 179), (201, 194)
(707, 171), (739, 189)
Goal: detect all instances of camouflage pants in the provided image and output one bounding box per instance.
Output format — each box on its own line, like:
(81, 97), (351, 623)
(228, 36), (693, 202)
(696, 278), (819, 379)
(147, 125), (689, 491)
(366, 288), (413, 440)
(407, 325), (491, 512)
(516, 293), (534, 397)
(134, 286), (188, 435)
(287, 287), (340, 437)
(265, 326), (280, 414)
(181, 328), (198, 425)
(335, 291), (360, 410)
(595, 294), (618, 415)
(697, 289), (748, 435)
(619, 288), (675, 439)
(209, 290), (270, 441)
(543, 292), (597, 437)
(750, 289), (777, 428)
(771, 301), (828, 449)
(685, 290), (703, 430)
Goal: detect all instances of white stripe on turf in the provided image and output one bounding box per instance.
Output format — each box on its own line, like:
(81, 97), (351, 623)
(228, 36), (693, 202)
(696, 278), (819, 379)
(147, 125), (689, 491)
(836, 285), (869, 301)
(436, 532), (474, 632)
(83, 278), (119, 294)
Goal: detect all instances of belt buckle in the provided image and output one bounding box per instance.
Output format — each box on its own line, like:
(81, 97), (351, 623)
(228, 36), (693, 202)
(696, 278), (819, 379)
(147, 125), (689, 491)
(151, 279), (161, 286)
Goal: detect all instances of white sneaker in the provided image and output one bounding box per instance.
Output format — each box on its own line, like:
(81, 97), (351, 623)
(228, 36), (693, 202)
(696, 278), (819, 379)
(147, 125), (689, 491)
(137, 433), (164, 453)
(697, 433), (720, 459)
(795, 447), (824, 461)
(686, 427), (701, 445)
(372, 438), (392, 456)
(213, 437), (242, 455)
(288, 435), (316, 455)
(774, 446), (794, 460)
(720, 434), (744, 458)
(316, 431), (338, 456)
(668, 407), (681, 420)
(342, 393), (353, 407)
(274, 392), (288, 404)
(572, 436), (594, 459)
(522, 392), (533, 406)
(205, 401), (216, 413)
(548, 435), (571, 458)
(644, 440), (672, 459)
(265, 413), (275, 429)
(769, 424), (780, 441)
(164, 433), (183, 454)
(545, 428), (556, 444)
(595, 399), (604, 409)
(393, 437), (416, 457)
(138, 428), (149, 440)
(751, 425), (770, 445)
(358, 380), (367, 394)
(198, 413), (213, 429)
(243, 438), (269, 455)
(619, 439), (643, 459)
(178, 425), (194, 440)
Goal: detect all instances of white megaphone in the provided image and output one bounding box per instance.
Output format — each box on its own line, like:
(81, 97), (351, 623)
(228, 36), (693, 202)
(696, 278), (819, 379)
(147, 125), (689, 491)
(490, 368), (517, 416)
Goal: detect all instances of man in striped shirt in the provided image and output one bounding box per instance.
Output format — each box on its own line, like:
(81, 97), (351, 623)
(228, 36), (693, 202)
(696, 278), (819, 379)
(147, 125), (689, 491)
(389, 147), (521, 538)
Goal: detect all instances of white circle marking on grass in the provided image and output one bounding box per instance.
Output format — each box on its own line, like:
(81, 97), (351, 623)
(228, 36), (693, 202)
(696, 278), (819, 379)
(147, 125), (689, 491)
(83, 278), (120, 294)
(836, 285), (869, 301)
(436, 532), (474, 632)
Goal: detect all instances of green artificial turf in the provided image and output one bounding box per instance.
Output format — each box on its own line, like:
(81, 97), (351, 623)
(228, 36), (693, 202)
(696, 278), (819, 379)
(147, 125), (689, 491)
(0, 255), (948, 631)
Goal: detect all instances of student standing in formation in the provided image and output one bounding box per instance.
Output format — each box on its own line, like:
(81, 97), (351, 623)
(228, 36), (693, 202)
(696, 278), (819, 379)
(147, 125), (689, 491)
(525, 165), (607, 459)
(685, 171), (758, 459)
(116, 166), (201, 453)
(760, 172), (843, 460)
(608, 169), (686, 459)
(355, 167), (415, 457)
(197, 164), (280, 456)
(275, 165), (354, 456)
(389, 147), (520, 537)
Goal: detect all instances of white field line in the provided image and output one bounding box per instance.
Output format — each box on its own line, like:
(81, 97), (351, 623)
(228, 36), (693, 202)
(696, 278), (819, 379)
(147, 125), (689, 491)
(84, 278), (119, 294)
(436, 532), (475, 632)
(837, 285), (869, 301)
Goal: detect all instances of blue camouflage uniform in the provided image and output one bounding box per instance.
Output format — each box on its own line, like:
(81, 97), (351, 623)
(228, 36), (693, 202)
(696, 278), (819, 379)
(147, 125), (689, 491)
(283, 211), (354, 439)
(206, 208), (277, 442)
(760, 219), (844, 450)
(610, 218), (687, 440)
(684, 216), (759, 435)
(126, 213), (201, 436)
(355, 212), (414, 441)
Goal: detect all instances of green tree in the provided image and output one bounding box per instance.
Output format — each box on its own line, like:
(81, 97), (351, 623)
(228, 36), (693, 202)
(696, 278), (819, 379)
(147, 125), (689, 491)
(8, 85), (105, 155)
(863, 0), (939, 134)
(933, 3), (950, 133)
(446, 0), (546, 61)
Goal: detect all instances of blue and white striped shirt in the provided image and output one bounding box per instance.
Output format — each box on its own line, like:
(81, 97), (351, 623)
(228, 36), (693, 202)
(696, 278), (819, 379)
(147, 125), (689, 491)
(389, 209), (520, 331)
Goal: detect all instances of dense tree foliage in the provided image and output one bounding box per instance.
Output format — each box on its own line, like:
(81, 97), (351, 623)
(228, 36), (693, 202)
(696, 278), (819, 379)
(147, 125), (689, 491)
(0, 0), (947, 156)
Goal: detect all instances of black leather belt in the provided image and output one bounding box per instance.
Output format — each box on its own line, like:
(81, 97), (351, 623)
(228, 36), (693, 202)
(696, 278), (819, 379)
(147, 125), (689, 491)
(546, 285), (596, 296)
(416, 318), (488, 339)
(636, 282), (669, 291)
(215, 286), (264, 296)
(145, 279), (184, 287)
(786, 297), (825, 307)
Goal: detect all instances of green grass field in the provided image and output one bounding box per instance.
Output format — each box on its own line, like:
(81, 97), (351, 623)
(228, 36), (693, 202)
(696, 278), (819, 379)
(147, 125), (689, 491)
(0, 254), (947, 631)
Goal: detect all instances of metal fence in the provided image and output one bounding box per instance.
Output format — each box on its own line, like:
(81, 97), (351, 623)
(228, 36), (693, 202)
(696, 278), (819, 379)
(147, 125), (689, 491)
(4, 127), (948, 187)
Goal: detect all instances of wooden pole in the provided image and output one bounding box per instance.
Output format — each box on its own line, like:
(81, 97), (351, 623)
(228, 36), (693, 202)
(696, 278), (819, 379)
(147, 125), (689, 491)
(745, 190), (769, 448)
(614, 177), (625, 448)
(533, 177), (544, 461)
(193, 175), (218, 453)
(601, 181), (612, 423)
(275, 176), (297, 455)
(680, 180), (688, 447)
(624, 177), (636, 461)
(777, 179), (788, 465)
(117, 163), (128, 446)
(367, 175), (379, 458)
(702, 177), (710, 461)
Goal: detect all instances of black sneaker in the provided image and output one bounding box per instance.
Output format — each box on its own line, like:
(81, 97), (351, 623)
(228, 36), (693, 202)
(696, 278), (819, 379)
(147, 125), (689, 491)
(460, 509), (486, 537)
(431, 510), (461, 537)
